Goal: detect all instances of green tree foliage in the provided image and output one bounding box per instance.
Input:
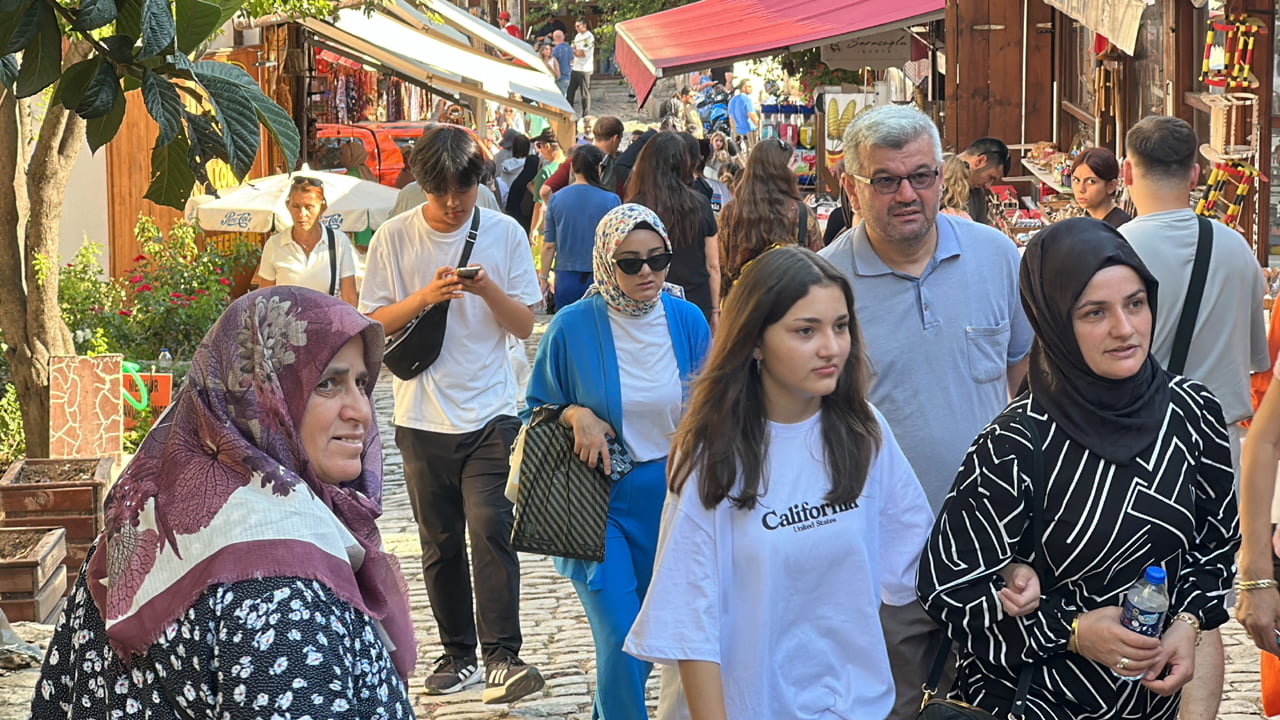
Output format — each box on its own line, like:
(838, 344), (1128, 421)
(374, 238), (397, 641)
(0, 0), (301, 210)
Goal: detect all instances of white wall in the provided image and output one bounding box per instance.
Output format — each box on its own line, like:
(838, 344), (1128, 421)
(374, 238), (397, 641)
(58, 141), (110, 274)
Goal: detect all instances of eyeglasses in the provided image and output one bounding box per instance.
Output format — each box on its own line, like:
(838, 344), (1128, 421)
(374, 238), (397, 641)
(292, 176), (323, 187)
(613, 252), (673, 275)
(850, 168), (940, 195)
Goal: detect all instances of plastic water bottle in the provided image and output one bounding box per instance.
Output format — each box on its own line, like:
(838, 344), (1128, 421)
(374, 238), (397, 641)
(157, 348), (174, 373)
(1113, 566), (1169, 681)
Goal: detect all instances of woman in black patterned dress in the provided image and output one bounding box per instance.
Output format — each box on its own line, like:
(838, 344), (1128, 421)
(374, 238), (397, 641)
(917, 217), (1239, 719)
(30, 287), (416, 719)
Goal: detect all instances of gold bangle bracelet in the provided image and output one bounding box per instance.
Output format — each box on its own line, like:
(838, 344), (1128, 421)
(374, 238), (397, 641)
(1237, 579), (1279, 591)
(1171, 612), (1202, 646)
(1067, 614), (1080, 654)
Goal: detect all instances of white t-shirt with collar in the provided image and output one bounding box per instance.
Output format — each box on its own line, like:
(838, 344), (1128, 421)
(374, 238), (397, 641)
(359, 206), (541, 433)
(257, 227), (356, 295)
(625, 408), (933, 719)
(571, 29), (594, 72)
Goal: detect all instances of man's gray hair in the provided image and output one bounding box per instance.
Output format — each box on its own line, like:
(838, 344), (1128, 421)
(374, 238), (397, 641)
(842, 105), (942, 176)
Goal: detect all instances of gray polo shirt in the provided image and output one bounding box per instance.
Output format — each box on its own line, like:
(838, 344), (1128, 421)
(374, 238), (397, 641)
(820, 215), (1032, 512)
(1120, 208), (1269, 424)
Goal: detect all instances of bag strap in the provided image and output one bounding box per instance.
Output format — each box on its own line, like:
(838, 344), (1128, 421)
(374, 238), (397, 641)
(795, 199), (807, 247)
(921, 409), (1045, 719)
(1168, 216), (1213, 376)
(457, 207), (480, 269)
(326, 226), (337, 297)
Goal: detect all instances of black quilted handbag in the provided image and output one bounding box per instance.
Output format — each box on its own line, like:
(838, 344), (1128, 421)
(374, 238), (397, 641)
(510, 405), (611, 562)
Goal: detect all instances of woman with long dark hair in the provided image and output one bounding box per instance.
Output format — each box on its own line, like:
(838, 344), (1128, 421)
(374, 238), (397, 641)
(718, 138), (821, 290)
(625, 247), (933, 719)
(541, 144), (621, 307)
(626, 131), (720, 326)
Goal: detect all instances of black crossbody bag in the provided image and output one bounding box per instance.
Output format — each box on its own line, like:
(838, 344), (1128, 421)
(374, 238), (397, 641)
(1167, 216), (1213, 376)
(326, 226), (338, 297)
(382, 208), (479, 380)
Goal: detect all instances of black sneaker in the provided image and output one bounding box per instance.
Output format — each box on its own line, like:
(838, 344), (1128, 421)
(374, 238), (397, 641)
(481, 655), (545, 704)
(424, 654), (481, 695)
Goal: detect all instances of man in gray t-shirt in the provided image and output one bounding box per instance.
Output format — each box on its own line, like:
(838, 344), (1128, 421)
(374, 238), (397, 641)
(1118, 114), (1267, 720)
(820, 105), (1031, 720)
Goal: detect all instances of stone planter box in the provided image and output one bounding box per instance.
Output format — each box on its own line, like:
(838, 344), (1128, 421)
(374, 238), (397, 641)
(0, 527), (68, 623)
(0, 458), (111, 594)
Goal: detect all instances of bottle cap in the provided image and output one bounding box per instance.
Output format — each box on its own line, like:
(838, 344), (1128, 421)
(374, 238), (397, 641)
(1144, 566), (1166, 585)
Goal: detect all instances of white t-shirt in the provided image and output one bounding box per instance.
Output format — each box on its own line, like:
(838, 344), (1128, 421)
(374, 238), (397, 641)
(609, 302), (681, 462)
(256, 228), (356, 295)
(625, 408), (933, 720)
(571, 30), (594, 72)
(359, 206), (541, 433)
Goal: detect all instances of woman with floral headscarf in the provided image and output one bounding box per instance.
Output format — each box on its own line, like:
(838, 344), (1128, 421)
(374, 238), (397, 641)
(525, 204), (711, 720)
(30, 287), (416, 720)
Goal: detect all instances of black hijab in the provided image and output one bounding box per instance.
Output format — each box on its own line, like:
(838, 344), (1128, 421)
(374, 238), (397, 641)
(1019, 217), (1171, 464)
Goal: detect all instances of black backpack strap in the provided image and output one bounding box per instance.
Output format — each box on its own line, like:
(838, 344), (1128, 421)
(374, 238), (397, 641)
(326, 226), (337, 297)
(1168, 216), (1214, 376)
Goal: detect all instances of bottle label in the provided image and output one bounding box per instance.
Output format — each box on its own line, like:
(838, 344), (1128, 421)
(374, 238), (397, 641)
(1119, 602), (1163, 637)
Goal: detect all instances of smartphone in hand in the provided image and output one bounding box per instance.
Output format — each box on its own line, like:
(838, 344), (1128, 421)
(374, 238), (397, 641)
(455, 265), (482, 280)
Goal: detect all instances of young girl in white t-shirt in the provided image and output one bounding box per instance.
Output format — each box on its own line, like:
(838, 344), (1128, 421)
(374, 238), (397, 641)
(624, 246), (934, 720)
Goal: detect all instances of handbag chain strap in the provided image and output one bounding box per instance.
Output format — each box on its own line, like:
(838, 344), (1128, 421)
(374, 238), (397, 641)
(920, 409), (1046, 720)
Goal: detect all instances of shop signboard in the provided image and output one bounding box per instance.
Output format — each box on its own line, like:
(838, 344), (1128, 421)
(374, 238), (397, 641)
(821, 30), (912, 72)
(822, 92), (877, 172)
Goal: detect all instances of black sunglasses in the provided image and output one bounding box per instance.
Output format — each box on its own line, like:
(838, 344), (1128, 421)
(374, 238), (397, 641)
(613, 252), (673, 275)
(292, 176), (323, 187)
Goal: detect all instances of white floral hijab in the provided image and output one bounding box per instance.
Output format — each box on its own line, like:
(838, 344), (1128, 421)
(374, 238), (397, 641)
(585, 203), (680, 317)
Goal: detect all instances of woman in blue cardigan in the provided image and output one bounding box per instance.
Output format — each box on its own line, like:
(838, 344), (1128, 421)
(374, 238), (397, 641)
(526, 203), (711, 720)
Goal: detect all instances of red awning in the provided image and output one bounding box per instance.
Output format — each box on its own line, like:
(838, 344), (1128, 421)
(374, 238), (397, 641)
(615, 0), (943, 106)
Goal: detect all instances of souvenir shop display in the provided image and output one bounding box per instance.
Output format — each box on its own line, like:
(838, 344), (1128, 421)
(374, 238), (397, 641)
(761, 104), (817, 187)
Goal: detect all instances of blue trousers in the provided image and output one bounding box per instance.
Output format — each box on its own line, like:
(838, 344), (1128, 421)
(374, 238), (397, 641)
(571, 460), (666, 720)
(554, 270), (593, 310)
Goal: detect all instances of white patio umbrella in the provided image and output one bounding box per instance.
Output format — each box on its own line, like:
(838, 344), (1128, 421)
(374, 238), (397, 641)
(187, 167), (400, 234)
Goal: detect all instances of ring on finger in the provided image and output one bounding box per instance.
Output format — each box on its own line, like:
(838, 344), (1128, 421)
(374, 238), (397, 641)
(1115, 656), (1130, 670)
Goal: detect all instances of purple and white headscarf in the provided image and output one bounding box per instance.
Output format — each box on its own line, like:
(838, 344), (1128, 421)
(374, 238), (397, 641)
(587, 203), (680, 317)
(86, 287), (415, 680)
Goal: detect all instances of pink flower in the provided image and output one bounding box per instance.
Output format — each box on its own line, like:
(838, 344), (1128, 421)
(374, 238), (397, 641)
(133, 254), (147, 262)
(118, 309), (133, 317)
(136, 283), (153, 292)
(218, 278), (231, 286)
(129, 275), (143, 284)
(194, 289), (208, 295)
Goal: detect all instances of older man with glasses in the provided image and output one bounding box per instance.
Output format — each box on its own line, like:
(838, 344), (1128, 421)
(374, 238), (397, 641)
(818, 104), (1032, 720)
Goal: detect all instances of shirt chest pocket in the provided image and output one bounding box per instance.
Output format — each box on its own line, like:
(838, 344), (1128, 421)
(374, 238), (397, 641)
(965, 321), (1011, 384)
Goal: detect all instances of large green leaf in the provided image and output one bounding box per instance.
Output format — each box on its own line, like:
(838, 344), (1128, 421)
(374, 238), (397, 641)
(0, 0), (35, 50)
(0, 54), (15, 88)
(85, 91), (125, 152)
(73, 0), (117, 32)
(75, 58), (121, 118)
(144, 132), (195, 209)
(249, 94), (298, 170)
(191, 60), (260, 177)
(114, 0), (140, 39)
(52, 56), (96, 110)
(141, 69), (182, 145)
(3, 0), (42, 54)
(213, 0), (244, 31)
(99, 34), (136, 63)
(174, 0), (220, 55)
(138, 0), (174, 59)
(14, 3), (60, 97)
(183, 109), (230, 165)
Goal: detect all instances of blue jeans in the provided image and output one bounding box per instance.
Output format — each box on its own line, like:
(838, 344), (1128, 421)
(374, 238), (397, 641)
(571, 460), (665, 720)
(557, 77), (570, 96)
